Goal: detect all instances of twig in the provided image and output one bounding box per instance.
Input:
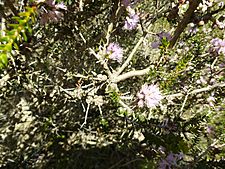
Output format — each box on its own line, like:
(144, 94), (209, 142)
(116, 36), (144, 76)
(118, 100), (133, 113)
(108, 159), (124, 169)
(180, 92), (189, 114)
(166, 82), (225, 98)
(89, 48), (112, 77)
(80, 103), (90, 128)
(119, 158), (143, 167)
(1, 17), (6, 37)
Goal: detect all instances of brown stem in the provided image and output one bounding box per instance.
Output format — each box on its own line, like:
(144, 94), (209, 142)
(169, 0), (202, 48)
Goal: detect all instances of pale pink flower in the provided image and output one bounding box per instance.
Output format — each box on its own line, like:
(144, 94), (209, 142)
(37, 0), (67, 25)
(124, 14), (139, 30)
(137, 84), (163, 108)
(106, 43), (123, 63)
(55, 2), (68, 10)
(207, 96), (215, 107)
(215, 20), (225, 29)
(122, 0), (141, 7)
(211, 38), (225, 55)
(151, 32), (172, 48)
(159, 152), (183, 169)
(122, 0), (131, 7)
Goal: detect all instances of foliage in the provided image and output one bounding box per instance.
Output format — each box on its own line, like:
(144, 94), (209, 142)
(0, 0), (225, 168)
(0, 6), (36, 68)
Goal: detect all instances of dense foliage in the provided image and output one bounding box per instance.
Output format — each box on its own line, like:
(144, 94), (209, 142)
(0, 0), (225, 168)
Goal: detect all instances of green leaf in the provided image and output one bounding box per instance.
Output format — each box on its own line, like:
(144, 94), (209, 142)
(4, 43), (12, 52)
(19, 12), (29, 17)
(7, 30), (17, 36)
(21, 31), (27, 41)
(8, 24), (19, 28)
(31, 15), (36, 23)
(0, 53), (8, 68)
(0, 36), (10, 42)
(19, 20), (27, 25)
(13, 43), (19, 50)
(0, 44), (6, 50)
(11, 16), (21, 21)
(26, 25), (32, 34)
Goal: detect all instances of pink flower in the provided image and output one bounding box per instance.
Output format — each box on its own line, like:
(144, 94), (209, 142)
(157, 32), (172, 41)
(137, 84), (163, 108)
(151, 32), (172, 49)
(211, 38), (225, 55)
(40, 10), (63, 25)
(122, 0), (131, 7)
(124, 11), (139, 30)
(37, 0), (67, 25)
(122, 0), (141, 7)
(106, 43), (123, 63)
(159, 152), (183, 169)
(123, 5), (140, 31)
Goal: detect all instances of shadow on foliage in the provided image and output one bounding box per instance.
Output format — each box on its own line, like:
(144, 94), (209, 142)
(3, 141), (147, 169)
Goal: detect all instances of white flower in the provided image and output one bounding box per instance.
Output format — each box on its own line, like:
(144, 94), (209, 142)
(55, 2), (68, 10)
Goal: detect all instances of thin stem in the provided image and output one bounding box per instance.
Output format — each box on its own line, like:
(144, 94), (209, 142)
(166, 82), (225, 98)
(80, 103), (90, 128)
(116, 36), (144, 76)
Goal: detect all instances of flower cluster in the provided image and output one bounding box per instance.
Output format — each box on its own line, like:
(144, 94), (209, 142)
(122, 0), (141, 7)
(106, 43), (123, 63)
(210, 38), (225, 55)
(124, 7), (139, 30)
(137, 84), (163, 108)
(122, 0), (131, 7)
(151, 32), (172, 49)
(198, 0), (213, 12)
(36, 0), (67, 25)
(159, 152), (183, 169)
(214, 19), (225, 29)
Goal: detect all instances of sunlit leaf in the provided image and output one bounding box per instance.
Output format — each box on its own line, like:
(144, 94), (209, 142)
(26, 25), (32, 34)
(22, 31), (28, 42)
(13, 42), (19, 50)
(0, 53), (8, 68)
(7, 30), (17, 36)
(8, 24), (19, 28)
(11, 16), (21, 21)
(19, 12), (29, 17)
(0, 44), (6, 51)
(19, 19), (27, 25)
(4, 43), (12, 51)
(0, 36), (10, 42)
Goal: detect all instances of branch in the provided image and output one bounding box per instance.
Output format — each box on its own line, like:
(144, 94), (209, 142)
(112, 67), (150, 83)
(169, 0), (202, 48)
(89, 48), (112, 77)
(166, 82), (225, 98)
